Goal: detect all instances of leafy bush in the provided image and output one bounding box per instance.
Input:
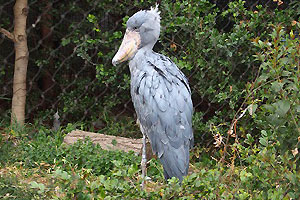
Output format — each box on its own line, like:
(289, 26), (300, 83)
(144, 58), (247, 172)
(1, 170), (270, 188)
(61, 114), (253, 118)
(249, 24), (300, 151)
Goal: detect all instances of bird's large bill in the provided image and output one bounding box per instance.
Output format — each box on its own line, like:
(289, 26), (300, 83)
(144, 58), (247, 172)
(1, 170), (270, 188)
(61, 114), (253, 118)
(112, 29), (141, 66)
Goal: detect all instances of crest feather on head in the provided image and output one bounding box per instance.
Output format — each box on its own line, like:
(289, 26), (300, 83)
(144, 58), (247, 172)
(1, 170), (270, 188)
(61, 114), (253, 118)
(149, 4), (160, 22)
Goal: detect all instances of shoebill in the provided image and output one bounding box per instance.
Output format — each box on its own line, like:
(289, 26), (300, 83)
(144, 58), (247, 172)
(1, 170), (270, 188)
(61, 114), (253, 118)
(112, 5), (193, 186)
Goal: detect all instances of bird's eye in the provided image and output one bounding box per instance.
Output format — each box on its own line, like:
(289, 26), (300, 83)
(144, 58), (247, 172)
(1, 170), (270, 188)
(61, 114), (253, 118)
(133, 26), (139, 31)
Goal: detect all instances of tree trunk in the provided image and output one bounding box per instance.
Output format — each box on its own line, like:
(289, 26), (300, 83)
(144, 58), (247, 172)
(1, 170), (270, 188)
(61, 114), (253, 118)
(11, 0), (29, 125)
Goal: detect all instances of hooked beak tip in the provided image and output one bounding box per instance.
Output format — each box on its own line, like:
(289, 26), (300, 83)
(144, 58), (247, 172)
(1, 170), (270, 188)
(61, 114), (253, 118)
(112, 58), (118, 66)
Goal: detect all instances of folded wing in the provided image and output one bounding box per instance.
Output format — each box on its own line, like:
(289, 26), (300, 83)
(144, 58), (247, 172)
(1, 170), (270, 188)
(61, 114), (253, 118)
(131, 53), (193, 181)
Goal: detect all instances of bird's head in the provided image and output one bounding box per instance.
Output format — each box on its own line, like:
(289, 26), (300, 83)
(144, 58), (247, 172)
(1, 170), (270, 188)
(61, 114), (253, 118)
(112, 5), (161, 66)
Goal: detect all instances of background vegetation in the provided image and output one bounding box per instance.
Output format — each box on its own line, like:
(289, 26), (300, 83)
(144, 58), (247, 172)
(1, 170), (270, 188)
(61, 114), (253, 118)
(0, 0), (299, 199)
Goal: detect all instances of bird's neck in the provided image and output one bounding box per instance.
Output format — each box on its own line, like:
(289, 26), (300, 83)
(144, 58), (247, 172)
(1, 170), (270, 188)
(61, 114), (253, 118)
(129, 47), (153, 73)
(133, 46), (153, 61)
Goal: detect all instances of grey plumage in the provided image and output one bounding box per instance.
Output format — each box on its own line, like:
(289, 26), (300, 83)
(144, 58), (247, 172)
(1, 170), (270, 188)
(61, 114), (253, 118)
(112, 5), (193, 181)
(130, 52), (193, 181)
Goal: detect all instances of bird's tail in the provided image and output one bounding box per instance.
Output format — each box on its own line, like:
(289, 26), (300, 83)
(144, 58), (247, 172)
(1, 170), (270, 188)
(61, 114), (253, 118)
(159, 143), (190, 182)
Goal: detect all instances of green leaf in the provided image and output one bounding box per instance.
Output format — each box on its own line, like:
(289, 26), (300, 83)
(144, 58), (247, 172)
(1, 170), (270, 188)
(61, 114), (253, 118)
(248, 104), (258, 116)
(271, 81), (283, 93)
(261, 130), (267, 137)
(257, 74), (269, 82)
(54, 169), (71, 180)
(87, 14), (97, 23)
(61, 38), (71, 46)
(259, 137), (268, 146)
(30, 181), (45, 193)
(246, 134), (254, 144)
(275, 100), (290, 117)
(295, 105), (300, 112)
(29, 181), (39, 189)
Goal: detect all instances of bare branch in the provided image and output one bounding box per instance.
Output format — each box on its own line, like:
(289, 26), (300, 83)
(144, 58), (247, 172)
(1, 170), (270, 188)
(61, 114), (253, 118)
(0, 28), (15, 41)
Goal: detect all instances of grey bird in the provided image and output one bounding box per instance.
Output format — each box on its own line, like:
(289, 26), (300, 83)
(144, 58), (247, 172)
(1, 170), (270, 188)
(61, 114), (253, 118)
(112, 5), (193, 182)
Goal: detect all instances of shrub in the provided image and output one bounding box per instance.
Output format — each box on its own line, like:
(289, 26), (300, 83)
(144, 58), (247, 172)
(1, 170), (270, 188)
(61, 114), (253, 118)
(248, 24), (300, 151)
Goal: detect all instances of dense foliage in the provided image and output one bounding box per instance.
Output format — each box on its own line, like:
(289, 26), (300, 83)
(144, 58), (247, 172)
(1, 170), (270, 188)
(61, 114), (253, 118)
(0, 0), (299, 199)
(0, 123), (299, 199)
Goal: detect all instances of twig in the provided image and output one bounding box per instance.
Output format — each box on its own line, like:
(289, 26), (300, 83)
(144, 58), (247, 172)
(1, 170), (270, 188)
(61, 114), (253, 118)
(229, 106), (249, 134)
(220, 105), (250, 164)
(0, 28), (14, 41)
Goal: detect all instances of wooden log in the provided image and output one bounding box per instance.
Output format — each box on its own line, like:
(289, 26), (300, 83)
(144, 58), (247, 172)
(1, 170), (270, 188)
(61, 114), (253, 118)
(63, 130), (143, 153)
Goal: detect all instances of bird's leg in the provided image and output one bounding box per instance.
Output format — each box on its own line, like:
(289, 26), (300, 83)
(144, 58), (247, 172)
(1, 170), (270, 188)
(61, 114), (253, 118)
(141, 133), (147, 189)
